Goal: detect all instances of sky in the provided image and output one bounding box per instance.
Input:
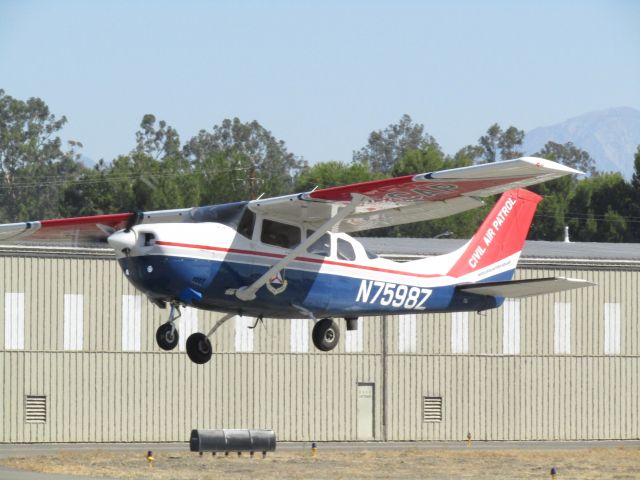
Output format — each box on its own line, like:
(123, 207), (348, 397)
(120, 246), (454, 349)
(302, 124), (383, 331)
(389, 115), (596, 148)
(1, 0), (639, 165)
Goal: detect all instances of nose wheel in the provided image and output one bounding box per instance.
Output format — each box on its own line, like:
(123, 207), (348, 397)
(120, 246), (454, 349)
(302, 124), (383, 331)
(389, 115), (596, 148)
(312, 318), (340, 351)
(155, 303), (181, 351)
(156, 322), (179, 351)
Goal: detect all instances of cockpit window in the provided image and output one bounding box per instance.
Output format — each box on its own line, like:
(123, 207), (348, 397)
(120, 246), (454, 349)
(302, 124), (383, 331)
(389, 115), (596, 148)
(337, 238), (356, 261)
(261, 219), (301, 249)
(306, 230), (331, 257)
(237, 208), (255, 239)
(189, 201), (249, 228)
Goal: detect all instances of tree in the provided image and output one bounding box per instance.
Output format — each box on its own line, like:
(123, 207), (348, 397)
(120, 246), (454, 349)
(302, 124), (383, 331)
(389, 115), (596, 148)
(0, 89), (85, 221)
(184, 118), (304, 199)
(478, 123), (502, 163)
(295, 161), (378, 192)
(536, 141), (596, 175)
(629, 146), (640, 240)
(353, 114), (438, 174)
(135, 114), (181, 160)
(567, 173), (632, 242)
(476, 123), (525, 163)
(453, 145), (484, 165)
(527, 141), (597, 240)
(527, 176), (574, 240)
(498, 126), (525, 160)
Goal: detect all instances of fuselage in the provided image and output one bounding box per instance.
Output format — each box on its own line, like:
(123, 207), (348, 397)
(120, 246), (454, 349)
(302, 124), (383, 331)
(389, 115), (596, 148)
(111, 218), (510, 319)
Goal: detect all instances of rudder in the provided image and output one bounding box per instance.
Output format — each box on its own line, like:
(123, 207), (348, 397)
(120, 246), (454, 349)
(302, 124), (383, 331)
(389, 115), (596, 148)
(447, 188), (542, 279)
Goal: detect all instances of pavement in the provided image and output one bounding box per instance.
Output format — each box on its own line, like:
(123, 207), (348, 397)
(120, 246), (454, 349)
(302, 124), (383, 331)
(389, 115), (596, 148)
(1, 440), (639, 479)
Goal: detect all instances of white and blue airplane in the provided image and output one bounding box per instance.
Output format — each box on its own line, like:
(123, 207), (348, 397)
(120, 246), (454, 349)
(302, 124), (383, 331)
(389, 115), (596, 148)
(0, 157), (592, 363)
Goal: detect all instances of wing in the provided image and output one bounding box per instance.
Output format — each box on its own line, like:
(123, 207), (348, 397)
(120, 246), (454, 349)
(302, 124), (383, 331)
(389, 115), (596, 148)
(0, 156), (579, 246)
(249, 157), (581, 232)
(0, 208), (194, 246)
(457, 277), (595, 298)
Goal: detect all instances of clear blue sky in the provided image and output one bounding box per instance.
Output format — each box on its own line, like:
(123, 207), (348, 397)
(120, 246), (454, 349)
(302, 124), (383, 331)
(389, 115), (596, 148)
(1, 0), (638, 164)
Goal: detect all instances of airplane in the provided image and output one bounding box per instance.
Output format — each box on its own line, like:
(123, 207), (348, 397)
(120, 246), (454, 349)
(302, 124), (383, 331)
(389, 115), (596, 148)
(0, 156), (593, 364)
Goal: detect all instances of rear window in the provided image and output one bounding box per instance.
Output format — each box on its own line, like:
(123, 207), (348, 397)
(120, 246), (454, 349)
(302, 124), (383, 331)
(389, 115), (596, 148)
(261, 219), (301, 249)
(337, 238), (356, 261)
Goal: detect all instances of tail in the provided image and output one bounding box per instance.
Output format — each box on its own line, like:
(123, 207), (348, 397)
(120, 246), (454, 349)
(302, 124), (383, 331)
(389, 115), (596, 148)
(447, 188), (542, 280)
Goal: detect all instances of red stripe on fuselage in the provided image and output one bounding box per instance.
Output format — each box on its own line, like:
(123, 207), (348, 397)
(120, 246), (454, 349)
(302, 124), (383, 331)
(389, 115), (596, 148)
(154, 240), (442, 279)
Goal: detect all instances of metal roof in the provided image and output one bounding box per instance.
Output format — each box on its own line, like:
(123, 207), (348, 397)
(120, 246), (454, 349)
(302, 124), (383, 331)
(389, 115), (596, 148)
(359, 237), (640, 261)
(0, 238), (638, 265)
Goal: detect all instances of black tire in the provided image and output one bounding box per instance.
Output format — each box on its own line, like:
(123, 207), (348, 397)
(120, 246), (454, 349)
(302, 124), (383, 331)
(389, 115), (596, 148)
(156, 323), (179, 351)
(312, 318), (340, 351)
(186, 332), (213, 364)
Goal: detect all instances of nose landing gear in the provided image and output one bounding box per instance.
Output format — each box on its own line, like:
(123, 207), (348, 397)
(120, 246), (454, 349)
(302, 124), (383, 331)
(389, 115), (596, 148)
(155, 304), (181, 351)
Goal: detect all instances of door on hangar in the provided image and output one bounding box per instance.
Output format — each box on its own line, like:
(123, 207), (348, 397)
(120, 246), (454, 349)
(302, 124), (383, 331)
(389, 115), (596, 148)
(356, 383), (375, 440)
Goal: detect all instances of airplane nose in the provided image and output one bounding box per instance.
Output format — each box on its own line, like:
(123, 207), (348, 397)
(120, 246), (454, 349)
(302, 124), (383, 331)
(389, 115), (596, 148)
(107, 229), (137, 254)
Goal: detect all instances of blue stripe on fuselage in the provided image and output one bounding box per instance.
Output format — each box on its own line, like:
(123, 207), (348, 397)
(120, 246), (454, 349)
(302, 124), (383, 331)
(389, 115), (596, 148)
(118, 255), (513, 318)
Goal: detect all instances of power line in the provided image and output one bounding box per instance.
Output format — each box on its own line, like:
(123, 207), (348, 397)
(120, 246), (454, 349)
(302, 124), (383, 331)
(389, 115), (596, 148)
(0, 167), (252, 189)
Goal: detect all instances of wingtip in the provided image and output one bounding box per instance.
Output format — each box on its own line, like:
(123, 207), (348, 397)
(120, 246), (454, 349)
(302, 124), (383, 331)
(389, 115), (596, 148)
(520, 156), (584, 176)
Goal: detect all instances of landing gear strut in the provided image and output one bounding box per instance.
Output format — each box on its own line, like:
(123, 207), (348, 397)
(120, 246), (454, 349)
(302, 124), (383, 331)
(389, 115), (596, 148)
(156, 304), (181, 351)
(312, 318), (340, 351)
(185, 312), (236, 365)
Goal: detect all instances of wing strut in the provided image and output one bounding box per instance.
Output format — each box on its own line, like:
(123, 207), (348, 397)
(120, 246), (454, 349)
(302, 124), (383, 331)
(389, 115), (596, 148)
(234, 194), (365, 301)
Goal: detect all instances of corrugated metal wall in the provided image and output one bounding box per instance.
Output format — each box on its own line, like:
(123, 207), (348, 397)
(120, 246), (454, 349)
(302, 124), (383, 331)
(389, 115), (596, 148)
(1, 252), (639, 442)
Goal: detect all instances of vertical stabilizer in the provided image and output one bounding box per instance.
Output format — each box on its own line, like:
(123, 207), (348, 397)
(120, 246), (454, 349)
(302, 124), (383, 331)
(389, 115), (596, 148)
(447, 188), (542, 279)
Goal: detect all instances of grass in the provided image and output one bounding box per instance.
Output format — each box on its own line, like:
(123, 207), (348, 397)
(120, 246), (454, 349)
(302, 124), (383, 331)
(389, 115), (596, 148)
(1, 446), (639, 479)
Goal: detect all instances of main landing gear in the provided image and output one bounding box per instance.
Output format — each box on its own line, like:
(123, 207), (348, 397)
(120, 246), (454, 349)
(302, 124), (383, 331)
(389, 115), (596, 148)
(310, 317), (358, 352)
(155, 304), (236, 365)
(312, 318), (340, 351)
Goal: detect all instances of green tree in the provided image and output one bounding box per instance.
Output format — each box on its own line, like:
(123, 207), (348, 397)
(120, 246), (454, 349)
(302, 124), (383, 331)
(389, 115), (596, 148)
(185, 118), (304, 200)
(537, 141), (596, 175)
(135, 114), (181, 160)
(629, 146), (640, 240)
(527, 176), (574, 240)
(353, 114), (438, 174)
(295, 160), (378, 192)
(477, 123), (525, 163)
(567, 173), (632, 242)
(478, 123), (502, 163)
(453, 145), (484, 165)
(498, 126), (525, 160)
(0, 89), (85, 221)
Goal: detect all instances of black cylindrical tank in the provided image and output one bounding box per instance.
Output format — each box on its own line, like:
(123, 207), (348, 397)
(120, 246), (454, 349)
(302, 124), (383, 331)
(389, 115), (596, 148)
(190, 429), (277, 453)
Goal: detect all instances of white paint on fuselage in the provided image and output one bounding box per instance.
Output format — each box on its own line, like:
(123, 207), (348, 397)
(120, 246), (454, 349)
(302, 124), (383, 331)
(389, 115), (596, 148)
(117, 222), (518, 291)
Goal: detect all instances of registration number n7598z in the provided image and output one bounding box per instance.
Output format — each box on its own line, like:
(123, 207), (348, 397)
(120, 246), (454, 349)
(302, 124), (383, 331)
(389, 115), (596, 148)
(355, 280), (432, 310)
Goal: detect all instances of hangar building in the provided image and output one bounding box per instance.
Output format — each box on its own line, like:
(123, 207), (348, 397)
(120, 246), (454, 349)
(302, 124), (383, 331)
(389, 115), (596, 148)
(1, 239), (638, 443)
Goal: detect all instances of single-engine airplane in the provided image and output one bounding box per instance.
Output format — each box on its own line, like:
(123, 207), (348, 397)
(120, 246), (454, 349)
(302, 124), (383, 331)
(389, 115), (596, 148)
(0, 157), (593, 364)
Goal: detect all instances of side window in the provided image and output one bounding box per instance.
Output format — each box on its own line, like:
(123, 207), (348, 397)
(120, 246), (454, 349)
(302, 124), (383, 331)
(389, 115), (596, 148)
(337, 238), (356, 261)
(237, 208), (256, 240)
(306, 230), (331, 257)
(261, 219), (301, 249)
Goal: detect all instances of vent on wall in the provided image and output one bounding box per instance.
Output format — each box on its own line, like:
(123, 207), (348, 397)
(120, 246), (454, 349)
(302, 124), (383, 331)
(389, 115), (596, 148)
(25, 395), (47, 423)
(423, 396), (442, 422)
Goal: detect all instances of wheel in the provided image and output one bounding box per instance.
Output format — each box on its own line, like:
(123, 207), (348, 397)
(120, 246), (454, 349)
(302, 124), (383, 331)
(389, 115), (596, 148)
(186, 332), (213, 364)
(312, 318), (340, 351)
(156, 322), (179, 351)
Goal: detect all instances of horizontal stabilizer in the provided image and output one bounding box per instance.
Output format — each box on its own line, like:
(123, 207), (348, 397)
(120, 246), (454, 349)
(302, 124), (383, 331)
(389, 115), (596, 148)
(457, 277), (594, 298)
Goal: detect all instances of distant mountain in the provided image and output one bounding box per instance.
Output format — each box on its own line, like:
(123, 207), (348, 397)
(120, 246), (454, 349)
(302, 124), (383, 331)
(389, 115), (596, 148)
(523, 107), (640, 178)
